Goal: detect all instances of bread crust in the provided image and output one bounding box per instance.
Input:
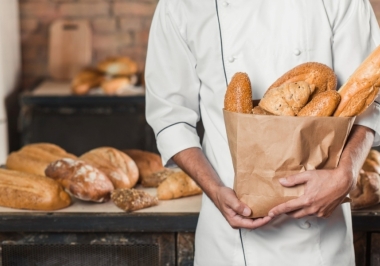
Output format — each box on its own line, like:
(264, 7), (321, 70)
(80, 147), (139, 189)
(157, 171), (202, 200)
(97, 57), (138, 77)
(224, 72), (253, 113)
(0, 168), (71, 210)
(298, 90), (341, 117)
(268, 62), (337, 98)
(6, 143), (77, 176)
(71, 68), (104, 95)
(111, 188), (158, 212)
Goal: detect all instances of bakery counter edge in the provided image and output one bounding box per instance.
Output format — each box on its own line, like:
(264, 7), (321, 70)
(0, 208), (379, 233)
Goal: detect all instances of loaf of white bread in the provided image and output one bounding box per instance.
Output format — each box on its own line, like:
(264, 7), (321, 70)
(0, 168), (71, 210)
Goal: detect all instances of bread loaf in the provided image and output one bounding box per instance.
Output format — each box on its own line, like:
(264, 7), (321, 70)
(6, 143), (77, 176)
(80, 147), (139, 189)
(0, 168), (71, 210)
(157, 170), (202, 200)
(252, 106), (273, 115)
(350, 170), (380, 210)
(45, 158), (114, 202)
(71, 68), (104, 95)
(141, 169), (173, 187)
(111, 188), (159, 212)
(298, 90), (341, 117)
(224, 72), (253, 114)
(101, 77), (130, 95)
(97, 57), (138, 77)
(267, 62), (337, 98)
(334, 46), (380, 117)
(122, 149), (166, 186)
(362, 150), (380, 174)
(259, 82), (315, 116)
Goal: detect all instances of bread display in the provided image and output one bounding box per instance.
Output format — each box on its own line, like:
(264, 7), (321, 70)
(111, 188), (159, 212)
(224, 72), (253, 113)
(45, 158), (114, 202)
(6, 143), (77, 176)
(157, 170), (202, 200)
(122, 149), (166, 186)
(80, 147), (139, 189)
(259, 81), (315, 116)
(334, 45), (380, 117)
(97, 56), (138, 77)
(71, 68), (104, 95)
(0, 168), (71, 210)
(267, 62), (337, 98)
(298, 90), (341, 117)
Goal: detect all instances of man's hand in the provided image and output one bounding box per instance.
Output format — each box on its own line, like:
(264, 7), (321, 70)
(268, 168), (353, 218)
(269, 125), (375, 219)
(214, 186), (272, 229)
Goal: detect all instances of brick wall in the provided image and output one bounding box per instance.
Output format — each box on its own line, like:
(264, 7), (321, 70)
(19, 0), (158, 89)
(18, 0), (380, 90)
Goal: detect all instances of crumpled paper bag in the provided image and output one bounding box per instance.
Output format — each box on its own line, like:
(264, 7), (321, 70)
(223, 108), (355, 218)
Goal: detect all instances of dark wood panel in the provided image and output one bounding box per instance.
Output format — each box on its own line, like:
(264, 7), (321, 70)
(177, 233), (195, 266)
(354, 231), (368, 266)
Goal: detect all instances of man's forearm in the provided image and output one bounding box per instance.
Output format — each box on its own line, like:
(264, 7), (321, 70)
(172, 147), (223, 202)
(338, 125), (375, 189)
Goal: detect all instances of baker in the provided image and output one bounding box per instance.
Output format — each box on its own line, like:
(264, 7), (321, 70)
(145, 1), (380, 265)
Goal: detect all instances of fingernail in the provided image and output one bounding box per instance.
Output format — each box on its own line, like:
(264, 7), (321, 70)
(268, 212), (274, 217)
(243, 207), (251, 216)
(279, 178), (286, 184)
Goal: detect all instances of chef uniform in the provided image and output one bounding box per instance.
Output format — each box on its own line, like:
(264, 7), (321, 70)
(145, 0), (380, 265)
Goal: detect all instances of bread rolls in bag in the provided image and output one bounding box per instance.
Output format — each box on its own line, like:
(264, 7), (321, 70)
(224, 72), (253, 113)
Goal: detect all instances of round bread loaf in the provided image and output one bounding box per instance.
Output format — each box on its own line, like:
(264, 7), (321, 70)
(267, 62), (337, 98)
(334, 46), (380, 117)
(45, 158), (114, 202)
(298, 90), (341, 117)
(80, 147), (139, 189)
(6, 143), (77, 176)
(224, 72), (253, 113)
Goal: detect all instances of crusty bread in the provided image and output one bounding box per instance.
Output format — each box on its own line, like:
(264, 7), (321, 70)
(298, 90), (341, 117)
(350, 170), (380, 210)
(259, 82), (314, 116)
(71, 68), (104, 95)
(224, 72), (253, 114)
(6, 143), (77, 176)
(80, 147), (139, 189)
(97, 57), (138, 77)
(0, 168), (71, 210)
(111, 188), (158, 212)
(122, 149), (165, 186)
(45, 158), (114, 202)
(334, 46), (380, 117)
(362, 150), (380, 174)
(157, 170), (202, 200)
(268, 62), (337, 98)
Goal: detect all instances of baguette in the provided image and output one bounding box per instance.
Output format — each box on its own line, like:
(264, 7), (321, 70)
(298, 90), (341, 117)
(334, 46), (380, 117)
(0, 168), (71, 210)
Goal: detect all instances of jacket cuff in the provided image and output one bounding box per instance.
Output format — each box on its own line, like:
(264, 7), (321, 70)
(354, 102), (380, 147)
(156, 122), (202, 166)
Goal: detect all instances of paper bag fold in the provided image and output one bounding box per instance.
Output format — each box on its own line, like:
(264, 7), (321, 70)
(223, 109), (355, 218)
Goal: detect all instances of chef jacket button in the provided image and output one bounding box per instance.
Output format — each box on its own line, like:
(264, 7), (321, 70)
(222, 1), (230, 7)
(228, 56), (235, 63)
(300, 221), (311, 229)
(294, 49), (301, 56)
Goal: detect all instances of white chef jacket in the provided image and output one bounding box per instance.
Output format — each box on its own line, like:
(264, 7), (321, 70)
(145, 0), (380, 265)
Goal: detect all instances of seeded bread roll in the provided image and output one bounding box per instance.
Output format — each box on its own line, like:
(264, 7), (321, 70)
(298, 90), (341, 117)
(224, 72), (253, 113)
(334, 46), (380, 117)
(45, 158), (114, 202)
(111, 188), (158, 212)
(6, 143), (77, 176)
(259, 81), (315, 116)
(267, 62), (337, 98)
(0, 168), (71, 210)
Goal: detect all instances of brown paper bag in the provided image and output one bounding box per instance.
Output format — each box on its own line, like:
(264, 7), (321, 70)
(223, 109), (355, 218)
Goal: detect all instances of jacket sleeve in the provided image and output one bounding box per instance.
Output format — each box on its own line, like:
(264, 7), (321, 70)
(145, 0), (201, 165)
(331, 0), (380, 146)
